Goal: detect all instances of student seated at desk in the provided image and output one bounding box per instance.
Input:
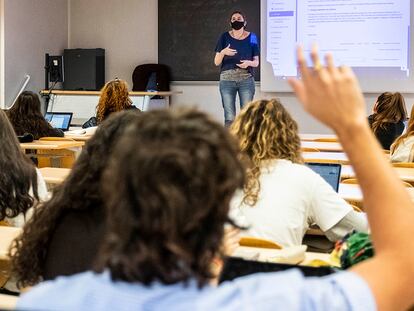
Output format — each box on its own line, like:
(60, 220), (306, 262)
(6, 91), (64, 139)
(17, 64), (414, 311)
(230, 99), (368, 247)
(390, 105), (414, 162)
(0, 109), (48, 227)
(82, 79), (139, 128)
(368, 92), (407, 150)
(10, 110), (142, 288)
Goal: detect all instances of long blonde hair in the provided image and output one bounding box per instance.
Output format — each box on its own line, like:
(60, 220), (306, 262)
(230, 99), (303, 206)
(371, 92), (407, 134)
(96, 79), (132, 122)
(391, 105), (414, 155)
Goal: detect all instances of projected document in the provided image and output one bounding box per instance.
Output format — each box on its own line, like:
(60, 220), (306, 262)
(267, 0), (411, 77)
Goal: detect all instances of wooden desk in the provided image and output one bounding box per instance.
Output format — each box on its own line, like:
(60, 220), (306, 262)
(39, 167), (71, 185)
(20, 140), (84, 150)
(64, 134), (93, 141)
(41, 90), (183, 111)
(339, 183), (414, 205)
(300, 134), (337, 141)
(301, 141), (343, 152)
(0, 227), (21, 260)
(0, 294), (17, 310)
(341, 165), (414, 183)
(303, 152), (350, 165)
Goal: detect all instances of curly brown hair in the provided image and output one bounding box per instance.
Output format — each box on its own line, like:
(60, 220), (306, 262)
(96, 79), (133, 123)
(230, 99), (303, 206)
(94, 108), (245, 287)
(0, 109), (39, 221)
(10, 110), (142, 288)
(6, 91), (63, 139)
(371, 92), (407, 134)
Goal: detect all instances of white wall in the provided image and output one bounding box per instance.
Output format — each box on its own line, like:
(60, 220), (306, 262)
(67, 0), (414, 133)
(3, 0), (68, 108)
(69, 0), (157, 85)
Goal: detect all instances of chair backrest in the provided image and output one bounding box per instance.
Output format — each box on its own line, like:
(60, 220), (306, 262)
(302, 147), (320, 152)
(350, 204), (363, 213)
(239, 236), (282, 249)
(313, 138), (338, 142)
(0, 221), (10, 227)
(392, 162), (414, 168)
(342, 178), (358, 184)
(132, 64), (171, 92)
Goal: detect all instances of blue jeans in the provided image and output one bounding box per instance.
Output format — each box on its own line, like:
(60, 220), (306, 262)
(219, 77), (255, 127)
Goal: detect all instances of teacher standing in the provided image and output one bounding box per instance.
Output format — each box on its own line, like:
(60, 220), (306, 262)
(214, 11), (260, 127)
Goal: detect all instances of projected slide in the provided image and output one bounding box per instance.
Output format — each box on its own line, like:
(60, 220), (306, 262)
(267, 0), (410, 78)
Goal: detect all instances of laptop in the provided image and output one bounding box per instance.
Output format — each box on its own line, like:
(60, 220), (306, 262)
(306, 162), (342, 192)
(44, 112), (73, 131)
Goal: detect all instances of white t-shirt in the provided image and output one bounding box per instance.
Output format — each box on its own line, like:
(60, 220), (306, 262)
(230, 159), (353, 247)
(390, 136), (414, 163)
(5, 168), (49, 227)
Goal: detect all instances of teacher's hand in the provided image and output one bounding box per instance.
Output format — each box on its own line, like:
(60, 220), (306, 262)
(236, 60), (251, 69)
(221, 44), (237, 56)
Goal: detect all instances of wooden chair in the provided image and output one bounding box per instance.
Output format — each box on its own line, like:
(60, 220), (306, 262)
(37, 137), (77, 168)
(302, 147), (320, 152)
(0, 221), (10, 227)
(350, 204), (363, 213)
(313, 138), (338, 143)
(392, 162), (414, 168)
(239, 236), (282, 249)
(342, 178), (358, 184)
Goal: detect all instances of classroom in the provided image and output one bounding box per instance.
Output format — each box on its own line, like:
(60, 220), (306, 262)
(0, 1), (414, 310)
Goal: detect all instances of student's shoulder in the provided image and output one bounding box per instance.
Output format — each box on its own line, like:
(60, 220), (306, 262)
(17, 272), (98, 308)
(218, 270), (375, 310)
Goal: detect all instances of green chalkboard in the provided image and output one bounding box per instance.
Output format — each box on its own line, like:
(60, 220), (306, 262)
(158, 0), (260, 81)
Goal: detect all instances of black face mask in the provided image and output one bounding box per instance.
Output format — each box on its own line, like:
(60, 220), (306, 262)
(231, 21), (245, 30)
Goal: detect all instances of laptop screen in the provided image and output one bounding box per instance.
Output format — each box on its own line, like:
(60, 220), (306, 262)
(45, 112), (73, 131)
(306, 163), (342, 192)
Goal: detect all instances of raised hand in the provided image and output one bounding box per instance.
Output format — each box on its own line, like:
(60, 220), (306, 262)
(288, 45), (367, 134)
(221, 44), (237, 57)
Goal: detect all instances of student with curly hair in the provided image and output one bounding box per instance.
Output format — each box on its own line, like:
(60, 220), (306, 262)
(11, 110), (142, 288)
(368, 92), (407, 150)
(6, 91), (64, 139)
(0, 109), (48, 227)
(82, 79), (138, 128)
(230, 99), (368, 247)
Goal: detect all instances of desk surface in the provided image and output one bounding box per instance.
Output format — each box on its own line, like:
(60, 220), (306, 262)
(0, 227), (21, 260)
(0, 294), (17, 310)
(303, 151), (349, 164)
(341, 165), (414, 183)
(300, 134), (338, 141)
(39, 167), (71, 184)
(301, 141), (343, 152)
(339, 183), (414, 204)
(20, 140), (84, 150)
(64, 134), (93, 141)
(41, 90), (182, 96)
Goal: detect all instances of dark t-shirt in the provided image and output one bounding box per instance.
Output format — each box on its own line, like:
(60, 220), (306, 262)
(215, 32), (259, 74)
(43, 207), (105, 280)
(368, 115), (405, 150)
